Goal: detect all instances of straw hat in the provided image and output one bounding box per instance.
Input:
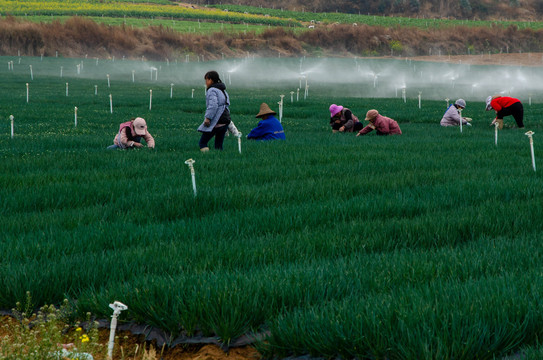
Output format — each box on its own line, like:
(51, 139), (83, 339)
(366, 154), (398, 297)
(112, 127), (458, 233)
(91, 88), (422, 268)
(365, 109), (379, 121)
(133, 117), (147, 135)
(256, 103), (276, 118)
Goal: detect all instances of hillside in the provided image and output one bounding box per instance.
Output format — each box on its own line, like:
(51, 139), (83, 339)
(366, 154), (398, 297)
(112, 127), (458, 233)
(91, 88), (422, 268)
(202, 0), (543, 21)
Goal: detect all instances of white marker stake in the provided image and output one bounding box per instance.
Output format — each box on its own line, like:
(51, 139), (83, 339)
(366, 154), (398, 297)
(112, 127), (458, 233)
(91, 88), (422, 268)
(10, 115), (14, 139)
(402, 88), (406, 103)
(525, 131), (536, 172)
(107, 301), (128, 360)
(149, 90), (152, 110)
(95, 85), (98, 95)
(66, 82), (69, 97)
(418, 92), (422, 109)
(237, 133), (242, 154)
(494, 122), (499, 146)
(191, 89), (195, 98)
(459, 107), (463, 133)
(131, 70), (135, 83)
(170, 83), (174, 99)
(60, 66), (63, 78)
(26, 83), (29, 103)
(297, 88), (299, 101)
(74, 106), (78, 127)
(279, 94), (285, 122)
(290, 91), (294, 103)
(184, 159), (197, 197)
(29, 65), (33, 80)
(107, 74), (110, 88)
(109, 94), (113, 114)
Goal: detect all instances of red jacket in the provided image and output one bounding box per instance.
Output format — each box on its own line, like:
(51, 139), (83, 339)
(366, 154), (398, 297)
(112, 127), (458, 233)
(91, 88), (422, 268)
(358, 114), (402, 136)
(490, 96), (520, 112)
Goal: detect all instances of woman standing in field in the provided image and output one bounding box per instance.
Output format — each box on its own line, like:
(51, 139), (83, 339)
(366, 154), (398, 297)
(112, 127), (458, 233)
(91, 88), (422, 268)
(486, 95), (524, 129)
(357, 109), (402, 136)
(107, 117), (155, 149)
(329, 104), (363, 133)
(440, 99), (472, 127)
(198, 70), (231, 152)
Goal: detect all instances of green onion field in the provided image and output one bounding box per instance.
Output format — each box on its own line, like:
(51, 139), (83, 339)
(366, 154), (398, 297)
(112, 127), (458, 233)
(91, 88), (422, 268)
(1, 55), (543, 359)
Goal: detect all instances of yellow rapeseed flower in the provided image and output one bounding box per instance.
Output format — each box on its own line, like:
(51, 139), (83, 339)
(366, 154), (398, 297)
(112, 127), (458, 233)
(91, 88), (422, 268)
(80, 334), (90, 343)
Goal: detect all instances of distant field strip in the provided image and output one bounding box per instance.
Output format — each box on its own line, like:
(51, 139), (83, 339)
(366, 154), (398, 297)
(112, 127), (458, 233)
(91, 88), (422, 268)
(210, 4), (543, 29)
(0, 0), (300, 26)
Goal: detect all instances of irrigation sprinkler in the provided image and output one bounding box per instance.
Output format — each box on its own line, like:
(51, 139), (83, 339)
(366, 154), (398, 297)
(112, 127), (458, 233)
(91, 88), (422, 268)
(60, 66), (63, 78)
(529, 94), (532, 106)
(10, 115), (14, 139)
(494, 121), (499, 146)
(26, 83), (29, 103)
(304, 77), (308, 99)
(74, 107), (78, 127)
(107, 301), (128, 360)
(109, 94), (113, 114)
(402, 87), (406, 103)
(76, 64), (81, 75)
(459, 107), (463, 133)
(290, 91), (294, 103)
(278, 94), (285, 122)
(373, 74), (378, 88)
(154, 68), (158, 81)
(149, 90), (153, 110)
(95, 85), (98, 95)
(236, 133), (242, 154)
(191, 89), (195, 98)
(131, 70), (135, 83)
(525, 131), (536, 172)
(296, 88), (299, 101)
(418, 92), (422, 109)
(184, 159), (197, 197)
(107, 74), (110, 88)
(29, 65), (33, 80)
(66, 82), (69, 97)
(170, 83), (174, 99)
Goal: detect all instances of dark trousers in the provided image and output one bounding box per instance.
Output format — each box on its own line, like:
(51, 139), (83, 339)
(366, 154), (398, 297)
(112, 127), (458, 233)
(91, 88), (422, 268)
(199, 125), (228, 150)
(497, 102), (524, 128)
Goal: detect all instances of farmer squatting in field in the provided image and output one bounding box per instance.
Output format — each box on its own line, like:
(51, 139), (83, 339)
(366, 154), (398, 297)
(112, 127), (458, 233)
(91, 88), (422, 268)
(357, 109), (402, 136)
(486, 95), (524, 129)
(247, 103), (285, 141)
(107, 117), (155, 149)
(440, 99), (472, 127)
(329, 104), (364, 133)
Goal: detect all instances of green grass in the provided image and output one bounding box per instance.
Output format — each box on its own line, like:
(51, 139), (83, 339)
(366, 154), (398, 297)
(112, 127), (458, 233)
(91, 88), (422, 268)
(209, 4), (543, 30)
(17, 14), (275, 34)
(1, 55), (543, 358)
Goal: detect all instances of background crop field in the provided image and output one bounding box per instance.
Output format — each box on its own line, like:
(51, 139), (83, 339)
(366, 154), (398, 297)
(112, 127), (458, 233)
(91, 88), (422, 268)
(1, 55), (543, 359)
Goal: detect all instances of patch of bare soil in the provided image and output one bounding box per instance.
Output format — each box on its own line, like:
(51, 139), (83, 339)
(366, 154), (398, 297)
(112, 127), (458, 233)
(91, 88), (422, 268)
(0, 316), (260, 360)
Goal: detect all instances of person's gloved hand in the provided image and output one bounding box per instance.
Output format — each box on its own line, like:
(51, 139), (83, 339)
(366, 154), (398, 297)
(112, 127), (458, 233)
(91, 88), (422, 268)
(465, 122), (472, 126)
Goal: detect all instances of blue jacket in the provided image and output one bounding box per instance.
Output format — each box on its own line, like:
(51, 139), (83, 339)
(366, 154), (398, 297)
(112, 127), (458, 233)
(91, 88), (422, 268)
(247, 115), (286, 140)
